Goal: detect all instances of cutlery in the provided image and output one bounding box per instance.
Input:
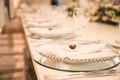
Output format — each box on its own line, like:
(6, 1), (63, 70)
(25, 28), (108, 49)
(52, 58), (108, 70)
(44, 70), (119, 80)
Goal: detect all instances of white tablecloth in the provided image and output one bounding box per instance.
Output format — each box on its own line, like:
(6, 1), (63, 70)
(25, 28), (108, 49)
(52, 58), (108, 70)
(20, 6), (120, 80)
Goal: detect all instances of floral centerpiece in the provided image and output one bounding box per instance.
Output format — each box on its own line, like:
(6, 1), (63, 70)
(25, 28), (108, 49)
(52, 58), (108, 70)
(67, 0), (120, 25)
(91, 0), (120, 25)
(67, 0), (77, 17)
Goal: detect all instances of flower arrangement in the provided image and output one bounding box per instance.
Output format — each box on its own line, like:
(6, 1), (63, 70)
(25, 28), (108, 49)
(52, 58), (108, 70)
(67, 0), (77, 17)
(90, 0), (120, 25)
(67, 0), (120, 25)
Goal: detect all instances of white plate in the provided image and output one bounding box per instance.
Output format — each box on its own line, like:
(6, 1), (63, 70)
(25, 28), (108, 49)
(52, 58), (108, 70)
(34, 51), (120, 72)
(25, 17), (49, 22)
(38, 40), (120, 64)
(27, 21), (58, 28)
(28, 26), (75, 38)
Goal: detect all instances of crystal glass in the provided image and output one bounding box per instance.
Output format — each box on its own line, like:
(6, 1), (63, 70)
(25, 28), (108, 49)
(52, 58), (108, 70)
(73, 0), (91, 37)
(118, 23), (120, 30)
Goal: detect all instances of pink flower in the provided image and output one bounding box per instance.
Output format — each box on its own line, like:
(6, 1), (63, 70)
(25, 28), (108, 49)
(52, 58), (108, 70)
(102, 16), (109, 21)
(113, 0), (120, 5)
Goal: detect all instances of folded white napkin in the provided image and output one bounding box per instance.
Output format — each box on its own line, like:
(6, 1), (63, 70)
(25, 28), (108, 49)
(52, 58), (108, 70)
(38, 43), (117, 59)
(29, 27), (75, 38)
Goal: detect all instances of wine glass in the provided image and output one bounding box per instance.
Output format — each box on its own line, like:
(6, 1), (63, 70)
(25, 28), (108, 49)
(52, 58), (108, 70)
(73, 2), (91, 37)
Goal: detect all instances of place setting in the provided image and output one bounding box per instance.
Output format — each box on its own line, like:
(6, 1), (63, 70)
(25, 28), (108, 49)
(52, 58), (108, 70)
(27, 22), (77, 40)
(32, 39), (120, 72)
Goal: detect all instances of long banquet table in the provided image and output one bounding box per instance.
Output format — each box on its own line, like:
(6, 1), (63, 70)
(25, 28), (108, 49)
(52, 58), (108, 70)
(20, 8), (120, 80)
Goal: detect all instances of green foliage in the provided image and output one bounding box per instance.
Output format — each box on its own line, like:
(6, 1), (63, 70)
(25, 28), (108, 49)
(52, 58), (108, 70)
(91, 1), (120, 25)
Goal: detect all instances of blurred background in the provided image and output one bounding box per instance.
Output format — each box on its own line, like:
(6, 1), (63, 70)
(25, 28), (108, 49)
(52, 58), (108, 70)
(0, 0), (119, 80)
(0, 0), (41, 80)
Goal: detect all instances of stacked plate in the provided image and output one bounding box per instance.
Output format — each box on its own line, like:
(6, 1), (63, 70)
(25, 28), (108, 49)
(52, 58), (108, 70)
(27, 22), (76, 39)
(26, 19), (58, 28)
(28, 26), (75, 38)
(33, 39), (120, 72)
(38, 40), (120, 64)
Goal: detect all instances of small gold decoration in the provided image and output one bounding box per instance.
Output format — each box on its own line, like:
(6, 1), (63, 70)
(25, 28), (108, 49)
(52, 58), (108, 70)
(69, 44), (77, 49)
(48, 28), (52, 30)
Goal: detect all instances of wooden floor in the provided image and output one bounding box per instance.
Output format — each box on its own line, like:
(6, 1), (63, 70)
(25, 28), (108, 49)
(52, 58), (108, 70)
(0, 18), (37, 80)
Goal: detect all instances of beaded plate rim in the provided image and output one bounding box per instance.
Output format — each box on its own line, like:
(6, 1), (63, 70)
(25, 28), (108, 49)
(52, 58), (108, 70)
(38, 40), (120, 63)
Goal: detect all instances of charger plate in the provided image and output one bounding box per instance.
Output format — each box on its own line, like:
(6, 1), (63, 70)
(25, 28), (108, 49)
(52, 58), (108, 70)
(34, 48), (120, 72)
(38, 40), (120, 64)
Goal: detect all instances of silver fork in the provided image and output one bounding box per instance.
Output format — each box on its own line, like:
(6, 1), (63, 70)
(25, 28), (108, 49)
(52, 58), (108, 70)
(44, 70), (119, 80)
